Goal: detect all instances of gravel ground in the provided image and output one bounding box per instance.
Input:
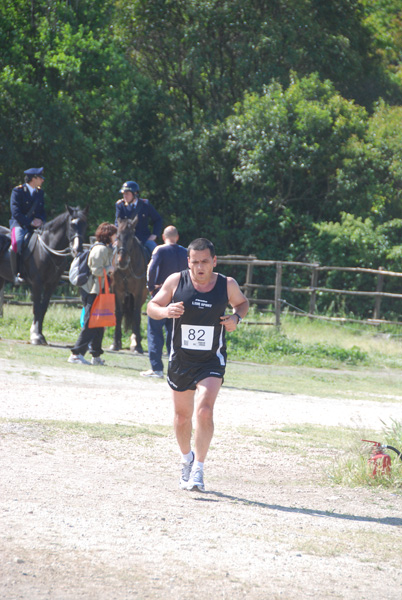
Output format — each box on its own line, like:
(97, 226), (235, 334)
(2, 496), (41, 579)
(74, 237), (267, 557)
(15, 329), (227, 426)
(1, 356), (401, 600)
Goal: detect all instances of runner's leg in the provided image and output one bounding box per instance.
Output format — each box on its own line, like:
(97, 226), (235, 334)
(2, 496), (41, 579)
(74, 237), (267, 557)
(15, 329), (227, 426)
(193, 377), (222, 463)
(172, 389), (195, 455)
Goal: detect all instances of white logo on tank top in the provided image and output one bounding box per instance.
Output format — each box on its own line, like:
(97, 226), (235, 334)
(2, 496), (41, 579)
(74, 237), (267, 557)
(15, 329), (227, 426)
(192, 298), (212, 309)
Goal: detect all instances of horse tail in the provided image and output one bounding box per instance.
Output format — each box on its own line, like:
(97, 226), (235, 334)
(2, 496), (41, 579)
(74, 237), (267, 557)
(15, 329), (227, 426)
(122, 294), (135, 332)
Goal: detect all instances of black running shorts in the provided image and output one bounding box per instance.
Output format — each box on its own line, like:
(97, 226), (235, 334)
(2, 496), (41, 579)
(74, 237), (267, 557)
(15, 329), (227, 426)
(167, 359), (225, 392)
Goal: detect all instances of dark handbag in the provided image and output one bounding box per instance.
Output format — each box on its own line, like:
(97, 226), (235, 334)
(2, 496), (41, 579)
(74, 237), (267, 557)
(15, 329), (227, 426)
(88, 269), (116, 328)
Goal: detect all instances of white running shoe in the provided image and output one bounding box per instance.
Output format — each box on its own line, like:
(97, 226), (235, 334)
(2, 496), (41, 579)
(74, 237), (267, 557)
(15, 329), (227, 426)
(186, 467), (205, 492)
(179, 452), (194, 490)
(91, 356), (106, 366)
(140, 369), (163, 378)
(68, 353), (90, 365)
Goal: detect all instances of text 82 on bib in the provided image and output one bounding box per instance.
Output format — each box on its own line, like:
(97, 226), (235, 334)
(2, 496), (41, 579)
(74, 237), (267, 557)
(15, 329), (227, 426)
(181, 325), (214, 351)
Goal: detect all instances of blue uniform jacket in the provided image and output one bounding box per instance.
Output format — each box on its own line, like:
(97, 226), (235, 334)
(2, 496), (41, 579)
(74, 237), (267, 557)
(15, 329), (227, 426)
(115, 198), (163, 245)
(9, 184), (46, 229)
(147, 243), (188, 295)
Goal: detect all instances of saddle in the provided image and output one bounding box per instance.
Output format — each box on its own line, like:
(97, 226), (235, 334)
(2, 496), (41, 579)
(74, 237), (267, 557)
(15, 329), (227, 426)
(142, 243), (151, 262)
(22, 230), (38, 255)
(134, 233), (151, 263)
(4, 228), (38, 280)
(1, 226), (36, 253)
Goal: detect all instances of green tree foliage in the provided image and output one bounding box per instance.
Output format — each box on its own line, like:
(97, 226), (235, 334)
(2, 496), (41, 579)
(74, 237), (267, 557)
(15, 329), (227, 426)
(222, 74), (368, 257)
(0, 0), (165, 231)
(361, 0), (402, 90)
(313, 212), (386, 267)
(117, 0), (387, 126)
(331, 101), (402, 223)
(112, 0), (399, 258)
(1, 0), (402, 308)
(311, 213), (402, 316)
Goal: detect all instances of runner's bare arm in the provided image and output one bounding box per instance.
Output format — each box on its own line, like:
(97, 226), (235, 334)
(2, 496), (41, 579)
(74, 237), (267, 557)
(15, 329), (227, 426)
(220, 277), (249, 332)
(147, 272), (185, 320)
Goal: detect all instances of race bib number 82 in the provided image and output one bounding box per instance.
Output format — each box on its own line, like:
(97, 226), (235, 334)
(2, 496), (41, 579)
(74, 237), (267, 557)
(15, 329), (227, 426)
(181, 325), (214, 351)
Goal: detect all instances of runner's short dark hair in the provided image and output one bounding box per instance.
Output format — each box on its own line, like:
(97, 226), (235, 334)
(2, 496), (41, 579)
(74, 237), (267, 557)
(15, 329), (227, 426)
(187, 238), (215, 258)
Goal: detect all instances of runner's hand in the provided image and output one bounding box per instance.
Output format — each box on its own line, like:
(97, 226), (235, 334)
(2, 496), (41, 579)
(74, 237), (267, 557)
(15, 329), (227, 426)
(220, 314), (238, 332)
(167, 301), (185, 319)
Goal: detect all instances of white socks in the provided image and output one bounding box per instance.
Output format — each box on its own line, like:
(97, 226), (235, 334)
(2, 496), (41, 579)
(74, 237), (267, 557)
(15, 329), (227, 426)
(181, 452), (204, 472)
(182, 450), (194, 464)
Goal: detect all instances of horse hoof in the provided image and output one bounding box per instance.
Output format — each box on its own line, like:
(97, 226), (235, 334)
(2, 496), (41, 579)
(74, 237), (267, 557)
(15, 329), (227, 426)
(130, 347), (144, 354)
(31, 336), (47, 346)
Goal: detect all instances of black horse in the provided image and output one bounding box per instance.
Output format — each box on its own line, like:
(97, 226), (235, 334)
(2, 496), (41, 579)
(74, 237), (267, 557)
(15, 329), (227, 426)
(0, 205), (88, 345)
(111, 218), (148, 353)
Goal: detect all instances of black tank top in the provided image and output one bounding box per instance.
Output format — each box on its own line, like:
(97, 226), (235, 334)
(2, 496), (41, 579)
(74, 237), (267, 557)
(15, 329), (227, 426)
(171, 270), (229, 366)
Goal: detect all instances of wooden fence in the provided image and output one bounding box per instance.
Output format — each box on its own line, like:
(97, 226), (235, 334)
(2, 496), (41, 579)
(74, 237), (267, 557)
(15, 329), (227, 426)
(3, 253), (402, 327)
(216, 256), (402, 327)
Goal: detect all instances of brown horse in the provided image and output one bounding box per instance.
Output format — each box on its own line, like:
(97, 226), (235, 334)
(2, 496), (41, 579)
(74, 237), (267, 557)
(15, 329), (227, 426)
(111, 218), (148, 353)
(0, 206), (88, 344)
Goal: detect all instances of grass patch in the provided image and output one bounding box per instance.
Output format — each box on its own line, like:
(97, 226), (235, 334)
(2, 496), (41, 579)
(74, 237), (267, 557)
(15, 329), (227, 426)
(227, 326), (368, 367)
(0, 337), (151, 374)
(2, 334), (402, 402)
(0, 303), (145, 348)
(239, 423), (371, 455)
(0, 418), (170, 440)
(3, 303), (402, 369)
(224, 360), (402, 401)
(239, 421), (402, 493)
(294, 529), (399, 562)
(330, 419), (402, 491)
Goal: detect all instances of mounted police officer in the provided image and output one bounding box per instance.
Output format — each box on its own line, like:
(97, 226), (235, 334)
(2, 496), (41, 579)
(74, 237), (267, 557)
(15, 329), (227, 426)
(115, 180), (163, 256)
(9, 167), (46, 284)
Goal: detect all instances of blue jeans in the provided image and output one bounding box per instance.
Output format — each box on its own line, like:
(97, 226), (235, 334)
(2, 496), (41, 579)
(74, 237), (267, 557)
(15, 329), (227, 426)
(12, 225), (28, 253)
(147, 316), (173, 372)
(144, 239), (157, 256)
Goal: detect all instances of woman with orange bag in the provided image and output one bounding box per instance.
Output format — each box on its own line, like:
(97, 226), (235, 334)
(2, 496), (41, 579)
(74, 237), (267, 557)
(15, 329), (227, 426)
(68, 222), (117, 366)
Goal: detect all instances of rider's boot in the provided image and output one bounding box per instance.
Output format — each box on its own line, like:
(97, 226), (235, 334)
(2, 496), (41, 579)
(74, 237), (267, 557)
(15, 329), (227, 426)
(10, 249), (25, 285)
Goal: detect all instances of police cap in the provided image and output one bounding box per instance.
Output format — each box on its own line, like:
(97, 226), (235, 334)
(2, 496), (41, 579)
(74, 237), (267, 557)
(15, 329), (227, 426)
(24, 167), (45, 179)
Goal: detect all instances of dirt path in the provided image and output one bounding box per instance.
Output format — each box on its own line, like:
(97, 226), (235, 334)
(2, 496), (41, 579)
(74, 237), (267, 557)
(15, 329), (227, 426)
(1, 357), (401, 599)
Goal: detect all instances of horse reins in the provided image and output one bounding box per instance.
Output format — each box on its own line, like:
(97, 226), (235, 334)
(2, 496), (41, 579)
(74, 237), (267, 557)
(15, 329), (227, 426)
(23, 226), (83, 281)
(36, 225), (83, 257)
(37, 235), (72, 256)
(114, 245), (147, 280)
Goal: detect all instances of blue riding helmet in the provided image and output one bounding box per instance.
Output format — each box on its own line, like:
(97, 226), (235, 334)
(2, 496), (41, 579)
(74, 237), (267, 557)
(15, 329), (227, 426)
(119, 181), (139, 195)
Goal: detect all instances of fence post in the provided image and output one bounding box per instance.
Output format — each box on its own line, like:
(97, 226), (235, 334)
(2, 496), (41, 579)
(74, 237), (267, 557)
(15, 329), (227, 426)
(373, 266), (384, 320)
(309, 265), (319, 315)
(244, 261), (254, 299)
(275, 262), (282, 328)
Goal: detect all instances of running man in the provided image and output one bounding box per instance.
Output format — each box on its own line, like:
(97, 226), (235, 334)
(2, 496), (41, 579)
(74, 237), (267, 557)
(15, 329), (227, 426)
(147, 237), (249, 491)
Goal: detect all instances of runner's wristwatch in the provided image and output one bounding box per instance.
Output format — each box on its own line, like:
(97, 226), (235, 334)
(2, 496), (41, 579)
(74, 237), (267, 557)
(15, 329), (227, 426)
(234, 312), (242, 324)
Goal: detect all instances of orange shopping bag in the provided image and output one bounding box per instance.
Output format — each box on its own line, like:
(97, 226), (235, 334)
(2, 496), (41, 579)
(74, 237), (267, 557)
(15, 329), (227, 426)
(88, 269), (116, 328)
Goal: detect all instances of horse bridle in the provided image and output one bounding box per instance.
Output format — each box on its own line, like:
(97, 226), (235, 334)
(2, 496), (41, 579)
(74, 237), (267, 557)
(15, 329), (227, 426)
(69, 217), (86, 255)
(115, 239), (147, 279)
(36, 216), (85, 257)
